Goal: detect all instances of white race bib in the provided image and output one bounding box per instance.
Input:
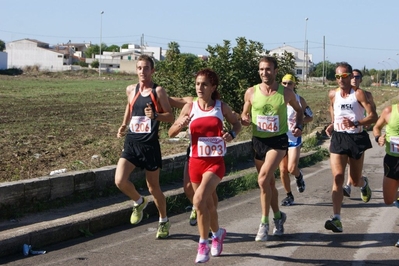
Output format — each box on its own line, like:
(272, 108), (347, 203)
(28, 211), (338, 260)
(390, 136), (399, 154)
(256, 115), (279, 132)
(197, 137), (226, 157)
(334, 115), (362, 133)
(129, 116), (152, 133)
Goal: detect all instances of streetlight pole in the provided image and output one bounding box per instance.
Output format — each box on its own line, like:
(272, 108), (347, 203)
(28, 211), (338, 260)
(99, 11), (104, 77)
(378, 61), (387, 85)
(383, 60), (392, 84)
(389, 57), (399, 82)
(303, 17), (308, 83)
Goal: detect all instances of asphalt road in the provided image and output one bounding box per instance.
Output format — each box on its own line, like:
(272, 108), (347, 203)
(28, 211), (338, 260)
(2, 134), (398, 266)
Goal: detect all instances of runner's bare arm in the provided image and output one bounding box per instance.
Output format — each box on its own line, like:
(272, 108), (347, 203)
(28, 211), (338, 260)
(355, 89), (378, 127)
(241, 87), (254, 126)
(373, 106), (391, 146)
(285, 88), (304, 131)
(168, 103), (193, 137)
(300, 96), (313, 124)
(222, 102), (242, 141)
(155, 86), (174, 123)
(169, 96), (194, 109)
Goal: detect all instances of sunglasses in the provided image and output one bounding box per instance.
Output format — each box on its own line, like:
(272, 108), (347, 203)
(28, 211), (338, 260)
(352, 76), (362, 80)
(282, 82), (294, 86)
(335, 73), (351, 79)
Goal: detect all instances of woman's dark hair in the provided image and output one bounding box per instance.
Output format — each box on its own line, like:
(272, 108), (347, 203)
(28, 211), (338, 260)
(196, 68), (220, 100)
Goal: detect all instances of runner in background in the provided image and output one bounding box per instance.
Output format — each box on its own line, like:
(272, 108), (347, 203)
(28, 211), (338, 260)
(279, 74), (313, 206)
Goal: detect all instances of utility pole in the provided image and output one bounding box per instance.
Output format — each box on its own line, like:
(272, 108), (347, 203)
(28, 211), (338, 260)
(99, 11), (104, 77)
(322, 36), (325, 85)
(303, 18), (308, 83)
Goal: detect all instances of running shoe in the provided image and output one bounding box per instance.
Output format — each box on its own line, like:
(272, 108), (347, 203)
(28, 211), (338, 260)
(296, 171), (306, 193)
(281, 195), (295, 206)
(360, 176), (372, 203)
(211, 228), (226, 257)
(255, 223), (269, 242)
(273, 212), (287, 236)
(189, 208), (197, 226)
(324, 217), (343, 233)
(130, 197), (148, 224)
(156, 220), (171, 239)
(395, 239), (399, 247)
(195, 243), (210, 263)
(343, 185), (351, 197)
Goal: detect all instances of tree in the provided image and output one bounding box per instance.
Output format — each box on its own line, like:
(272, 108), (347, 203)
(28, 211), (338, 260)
(84, 45), (100, 58)
(155, 37), (297, 114)
(310, 61), (336, 80)
(165, 42), (180, 61)
(154, 49), (205, 98)
(0, 39), (5, 51)
(206, 37), (295, 112)
(91, 60), (99, 68)
(84, 43), (108, 58)
(105, 45), (120, 52)
(205, 37), (264, 112)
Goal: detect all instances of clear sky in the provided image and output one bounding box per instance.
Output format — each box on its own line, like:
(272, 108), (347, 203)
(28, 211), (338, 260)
(1, 0), (398, 70)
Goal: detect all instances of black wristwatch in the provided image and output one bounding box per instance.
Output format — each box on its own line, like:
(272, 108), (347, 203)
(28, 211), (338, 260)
(295, 124), (303, 131)
(229, 130), (236, 139)
(153, 112), (158, 120)
(353, 121), (359, 128)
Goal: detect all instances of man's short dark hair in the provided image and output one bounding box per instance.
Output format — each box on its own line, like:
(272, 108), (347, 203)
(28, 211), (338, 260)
(352, 69), (363, 77)
(259, 56), (278, 70)
(137, 54), (155, 69)
(336, 62), (352, 73)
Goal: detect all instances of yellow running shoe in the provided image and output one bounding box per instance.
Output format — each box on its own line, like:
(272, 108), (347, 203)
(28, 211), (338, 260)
(189, 208), (197, 226)
(156, 220), (171, 239)
(360, 176), (372, 203)
(130, 197), (148, 225)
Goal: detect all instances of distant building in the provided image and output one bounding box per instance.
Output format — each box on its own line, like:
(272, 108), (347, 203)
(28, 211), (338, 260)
(0, 51), (7, 70)
(5, 38), (163, 73)
(5, 39), (90, 71)
(86, 44), (163, 74)
(269, 44), (313, 80)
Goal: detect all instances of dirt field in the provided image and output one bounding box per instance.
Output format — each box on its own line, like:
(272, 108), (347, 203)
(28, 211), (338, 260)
(1, 71), (396, 183)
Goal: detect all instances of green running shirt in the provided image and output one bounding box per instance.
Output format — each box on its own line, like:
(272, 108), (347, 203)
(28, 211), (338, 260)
(385, 104), (399, 157)
(251, 84), (288, 138)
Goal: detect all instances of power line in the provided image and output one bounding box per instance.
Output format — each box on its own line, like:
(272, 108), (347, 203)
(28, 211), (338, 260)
(2, 28), (398, 53)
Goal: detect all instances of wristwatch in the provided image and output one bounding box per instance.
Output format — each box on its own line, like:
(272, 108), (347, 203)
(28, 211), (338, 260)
(229, 130), (236, 139)
(153, 112), (158, 120)
(353, 121), (359, 128)
(295, 124), (303, 131)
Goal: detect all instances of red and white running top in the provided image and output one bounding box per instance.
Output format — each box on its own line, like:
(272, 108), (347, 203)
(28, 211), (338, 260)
(188, 100), (226, 158)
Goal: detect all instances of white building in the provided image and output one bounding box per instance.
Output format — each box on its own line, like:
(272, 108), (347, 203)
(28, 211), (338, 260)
(269, 44), (313, 80)
(5, 39), (90, 71)
(0, 51), (7, 70)
(86, 44), (163, 74)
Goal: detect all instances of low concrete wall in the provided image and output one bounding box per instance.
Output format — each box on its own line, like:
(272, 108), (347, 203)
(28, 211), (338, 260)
(0, 141), (252, 212)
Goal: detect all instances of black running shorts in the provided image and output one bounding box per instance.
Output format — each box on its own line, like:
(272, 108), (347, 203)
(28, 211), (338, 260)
(252, 134), (288, 161)
(121, 134), (162, 171)
(329, 130), (372, 160)
(384, 154), (399, 180)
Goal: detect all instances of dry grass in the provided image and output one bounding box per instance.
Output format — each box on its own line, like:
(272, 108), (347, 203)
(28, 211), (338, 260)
(0, 72), (397, 182)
